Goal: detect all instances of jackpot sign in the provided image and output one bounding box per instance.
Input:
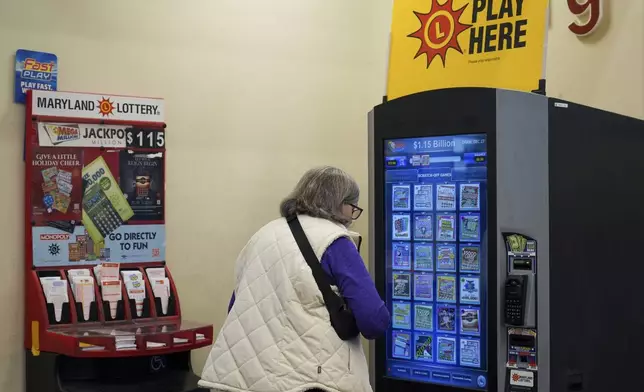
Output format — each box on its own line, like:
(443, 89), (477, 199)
(31, 90), (165, 122)
(387, 0), (548, 99)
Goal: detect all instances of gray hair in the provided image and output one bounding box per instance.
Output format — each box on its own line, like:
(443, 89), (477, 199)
(280, 166), (360, 225)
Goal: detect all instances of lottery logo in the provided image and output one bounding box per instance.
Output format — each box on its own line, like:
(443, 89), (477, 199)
(408, 0), (471, 68)
(48, 243), (61, 256)
(98, 97), (115, 117)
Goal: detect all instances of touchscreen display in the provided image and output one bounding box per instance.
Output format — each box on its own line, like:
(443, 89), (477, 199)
(384, 134), (488, 390)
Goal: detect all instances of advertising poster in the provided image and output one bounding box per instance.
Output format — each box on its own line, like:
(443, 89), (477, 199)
(38, 123), (130, 148)
(103, 224), (165, 263)
(414, 243), (433, 271)
(392, 331), (412, 359)
(413, 184), (433, 211)
(393, 302), (412, 329)
(436, 244), (456, 272)
(436, 213), (456, 241)
(392, 214), (411, 240)
(460, 213), (481, 242)
(387, 0), (548, 99)
(413, 214), (433, 241)
(392, 242), (412, 270)
(392, 184), (411, 211)
(460, 245), (481, 273)
(31, 147), (83, 224)
(436, 184), (456, 211)
(119, 150), (164, 221)
(460, 338), (481, 368)
(437, 305), (456, 333)
(415, 334), (434, 362)
(393, 272), (412, 300)
(32, 224), (165, 266)
(15, 49), (57, 104)
(460, 307), (480, 335)
(32, 226), (107, 267)
(437, 336), (457, 364)
(414, 303), (433, 331)
(460, 276), (481, 304)
(437, 275), (457, 303)
(460, 183), (481, 210)
(414, 273), (434, 300)
(81, 155), (134, 243)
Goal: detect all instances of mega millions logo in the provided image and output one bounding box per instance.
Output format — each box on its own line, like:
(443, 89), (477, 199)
(44, 124), (81, 144)
(408, 0), (530, 68)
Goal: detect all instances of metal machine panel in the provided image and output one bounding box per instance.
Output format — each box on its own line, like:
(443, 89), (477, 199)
(495, 90), (549, 392)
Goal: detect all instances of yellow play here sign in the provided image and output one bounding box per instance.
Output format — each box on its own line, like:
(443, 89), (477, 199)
(387, 0), (548, 99)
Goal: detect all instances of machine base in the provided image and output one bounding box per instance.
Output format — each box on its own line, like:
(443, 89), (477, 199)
(26, 350), (207, 392)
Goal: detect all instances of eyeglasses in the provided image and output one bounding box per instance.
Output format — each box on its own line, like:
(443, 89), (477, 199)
(349, 204), (363, 220)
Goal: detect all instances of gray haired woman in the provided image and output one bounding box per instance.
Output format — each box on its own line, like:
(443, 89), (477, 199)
(200, 166), (390, 392)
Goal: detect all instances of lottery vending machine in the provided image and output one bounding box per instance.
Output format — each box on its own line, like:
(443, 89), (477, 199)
(369, 89), (497, 392)
(368, 88), (644, 392)
(24, 90), (213, 392)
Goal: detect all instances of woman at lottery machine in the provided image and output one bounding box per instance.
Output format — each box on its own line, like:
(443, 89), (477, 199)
(200, 166), (390, 392)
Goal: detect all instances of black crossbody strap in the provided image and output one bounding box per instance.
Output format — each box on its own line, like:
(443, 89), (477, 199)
(287, 216), (342, 309)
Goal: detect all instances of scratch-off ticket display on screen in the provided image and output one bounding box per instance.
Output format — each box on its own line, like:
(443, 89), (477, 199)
(385, 135), (488, 390)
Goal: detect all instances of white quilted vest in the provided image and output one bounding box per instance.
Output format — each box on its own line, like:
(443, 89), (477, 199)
(199, 215), (372, 392)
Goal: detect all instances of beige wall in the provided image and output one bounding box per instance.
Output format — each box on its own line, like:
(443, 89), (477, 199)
(1, 0), (643, 391)
(546, 0), (644, 119)
(0, 0), (391, 390)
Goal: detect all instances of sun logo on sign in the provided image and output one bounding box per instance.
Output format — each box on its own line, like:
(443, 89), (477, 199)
(408, 0), (471, 68)
(512, 373), (521, 382)
(97, 97), (115, 117)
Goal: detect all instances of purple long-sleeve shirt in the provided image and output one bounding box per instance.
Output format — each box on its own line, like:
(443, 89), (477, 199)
(228, 237), (390, 340)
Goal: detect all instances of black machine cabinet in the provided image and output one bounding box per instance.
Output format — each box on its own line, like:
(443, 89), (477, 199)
(368, 88), (644, 392)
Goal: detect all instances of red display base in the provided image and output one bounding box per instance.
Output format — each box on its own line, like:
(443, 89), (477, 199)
(42, 319), (213, 358)
(27, 263), (213, 358)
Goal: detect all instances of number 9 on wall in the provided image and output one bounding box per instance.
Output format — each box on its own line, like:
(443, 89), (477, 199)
(568, 0), (603, 36)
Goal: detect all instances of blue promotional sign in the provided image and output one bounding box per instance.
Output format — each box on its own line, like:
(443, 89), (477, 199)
(32, 224), (165, 267)
(15, 49), (58, 104)
(104, 224), (166, 263)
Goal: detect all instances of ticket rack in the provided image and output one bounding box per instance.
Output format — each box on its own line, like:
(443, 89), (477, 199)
(23, 90), (213, 392)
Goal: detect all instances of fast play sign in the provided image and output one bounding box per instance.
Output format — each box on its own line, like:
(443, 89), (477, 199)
(387, 0), (548, 99)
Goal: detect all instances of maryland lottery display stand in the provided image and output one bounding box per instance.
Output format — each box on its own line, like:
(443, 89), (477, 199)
(23, 90), (213, 392)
